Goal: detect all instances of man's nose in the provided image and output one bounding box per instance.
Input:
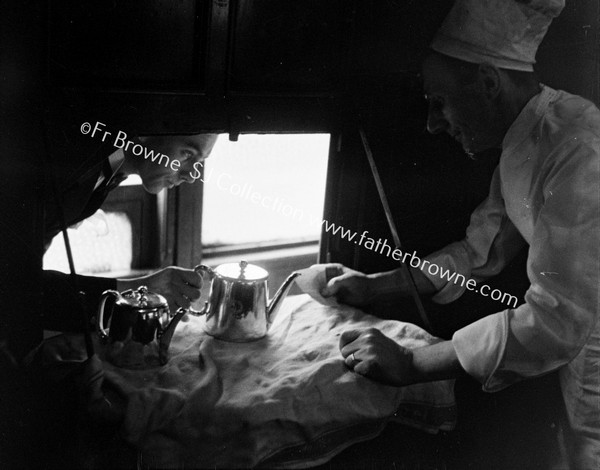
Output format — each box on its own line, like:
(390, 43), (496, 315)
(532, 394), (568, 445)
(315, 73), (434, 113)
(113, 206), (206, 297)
(426, 107), (449, 135)
(179, 171), (195, 184)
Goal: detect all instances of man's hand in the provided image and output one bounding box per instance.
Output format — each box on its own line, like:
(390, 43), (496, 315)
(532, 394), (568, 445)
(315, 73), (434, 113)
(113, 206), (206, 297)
(319, 264), (436, 308)
(340, 329), (464, 386)
(339, 328), (416, 386)
(320, 264), (375, 307)
(117, 266), (202, 312)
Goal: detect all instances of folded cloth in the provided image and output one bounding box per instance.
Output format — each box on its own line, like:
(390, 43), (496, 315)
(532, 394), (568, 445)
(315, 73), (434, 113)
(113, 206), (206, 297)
(43, 295), (456, 468)
(294, 265), (342, 306)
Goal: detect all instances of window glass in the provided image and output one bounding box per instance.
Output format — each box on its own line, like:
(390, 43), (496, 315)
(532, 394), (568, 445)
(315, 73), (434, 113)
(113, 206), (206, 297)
(121, 174), (142, 186)
(201, 134), (330, 247)
(43, 210), (133, 274)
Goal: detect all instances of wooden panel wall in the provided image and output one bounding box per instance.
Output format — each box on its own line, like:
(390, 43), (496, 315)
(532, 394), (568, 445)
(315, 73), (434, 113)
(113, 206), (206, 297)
(537, 0), (600, 104)
(1, 0), (46, 360)
(48, 0), (208, 89)
(46, 0), (354, 135)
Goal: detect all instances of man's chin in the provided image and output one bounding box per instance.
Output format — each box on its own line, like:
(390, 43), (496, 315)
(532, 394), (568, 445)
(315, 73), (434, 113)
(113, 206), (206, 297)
(461, 134), (501, 157)
(142, 182), (164, 194)
(461, 140), (489, 160)
(463, 149), (477, 160)
(462, 142), (500, 161)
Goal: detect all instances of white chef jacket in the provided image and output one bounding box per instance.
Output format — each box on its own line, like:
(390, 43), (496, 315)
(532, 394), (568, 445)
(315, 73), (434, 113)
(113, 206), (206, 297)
(424, 85), (600, 466)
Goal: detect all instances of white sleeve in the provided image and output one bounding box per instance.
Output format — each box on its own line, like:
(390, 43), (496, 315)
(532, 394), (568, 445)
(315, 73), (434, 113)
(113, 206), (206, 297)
(453, 140), (600, 391)
(424, 166), (526, 304)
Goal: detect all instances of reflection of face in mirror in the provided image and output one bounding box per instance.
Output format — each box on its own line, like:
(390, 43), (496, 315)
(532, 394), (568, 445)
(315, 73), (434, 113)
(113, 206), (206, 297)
(123, 134), (218, 194)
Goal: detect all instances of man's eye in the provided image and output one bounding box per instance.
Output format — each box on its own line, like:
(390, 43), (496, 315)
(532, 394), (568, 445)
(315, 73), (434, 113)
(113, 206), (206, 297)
(180, 149), (195, 160)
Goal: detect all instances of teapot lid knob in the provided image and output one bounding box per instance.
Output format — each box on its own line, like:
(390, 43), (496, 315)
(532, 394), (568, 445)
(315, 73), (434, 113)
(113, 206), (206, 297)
(137, 285), (149, 307)
(215, 261), (268, 281)
(239, 260), (249, 279)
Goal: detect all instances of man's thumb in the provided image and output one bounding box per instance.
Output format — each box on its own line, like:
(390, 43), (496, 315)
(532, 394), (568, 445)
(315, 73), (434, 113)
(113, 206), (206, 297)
(321, 277), (342, 297)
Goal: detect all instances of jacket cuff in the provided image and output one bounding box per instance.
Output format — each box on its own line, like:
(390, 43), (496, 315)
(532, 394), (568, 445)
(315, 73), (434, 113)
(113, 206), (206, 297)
(452, 311), (509, 391)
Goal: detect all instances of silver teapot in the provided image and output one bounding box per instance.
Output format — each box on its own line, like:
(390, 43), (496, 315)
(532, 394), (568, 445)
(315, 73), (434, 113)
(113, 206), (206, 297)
(96, 285), (186, 367)
(96, 261), (300, 367)
(190, 261), (300, 342)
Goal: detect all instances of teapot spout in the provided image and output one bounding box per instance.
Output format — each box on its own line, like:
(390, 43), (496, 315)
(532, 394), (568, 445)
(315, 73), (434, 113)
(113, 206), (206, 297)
(157, 308), (188, 365)
(266, 272), (301, 325)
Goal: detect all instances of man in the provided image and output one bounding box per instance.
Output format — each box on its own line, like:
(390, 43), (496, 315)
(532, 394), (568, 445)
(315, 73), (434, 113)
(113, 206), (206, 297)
(41, 119), (219, 340)
(323, 0), (599, 467)
(0, 109), (218, 466)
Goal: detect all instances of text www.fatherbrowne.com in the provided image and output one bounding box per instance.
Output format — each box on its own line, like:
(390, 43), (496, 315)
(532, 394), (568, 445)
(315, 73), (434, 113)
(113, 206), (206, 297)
(321, 219), (519, 309)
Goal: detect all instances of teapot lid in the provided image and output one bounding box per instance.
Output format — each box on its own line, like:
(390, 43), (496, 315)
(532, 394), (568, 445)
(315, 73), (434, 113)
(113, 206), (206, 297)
(215, 260), (268, 281)
(121, 285), (168, 309)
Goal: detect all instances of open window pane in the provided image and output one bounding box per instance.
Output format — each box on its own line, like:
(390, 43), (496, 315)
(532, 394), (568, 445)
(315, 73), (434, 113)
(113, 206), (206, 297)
(201, 134), (330, 248)
(43, 209), (133, 274)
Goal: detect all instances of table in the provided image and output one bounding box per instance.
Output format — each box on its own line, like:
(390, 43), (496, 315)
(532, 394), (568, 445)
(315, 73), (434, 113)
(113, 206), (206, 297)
(41, 295), (456, 468)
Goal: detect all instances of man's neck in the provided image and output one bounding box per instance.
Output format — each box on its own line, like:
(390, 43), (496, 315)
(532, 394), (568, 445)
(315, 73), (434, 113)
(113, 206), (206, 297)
(506, 81), (541, 120)
(498, 81), (542, 142)
(115, 148), (140, 177)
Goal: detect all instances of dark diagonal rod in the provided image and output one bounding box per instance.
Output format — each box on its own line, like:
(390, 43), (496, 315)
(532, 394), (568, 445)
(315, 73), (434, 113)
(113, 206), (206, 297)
(358, 127), (431, 330)
(45, 137), (95, 358)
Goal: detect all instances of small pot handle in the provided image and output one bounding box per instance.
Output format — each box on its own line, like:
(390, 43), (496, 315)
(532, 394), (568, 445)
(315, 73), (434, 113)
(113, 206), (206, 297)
(187, 264), (214, 316)
(97, 290), (120, 343)
(194, 264), (214, 278)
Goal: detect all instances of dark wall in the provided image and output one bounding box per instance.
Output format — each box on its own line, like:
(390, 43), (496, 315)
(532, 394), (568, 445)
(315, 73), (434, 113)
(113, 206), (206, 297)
(45, 0), (355, 134)
(1, 1), (46, 360)
(537, 0), (600, 104)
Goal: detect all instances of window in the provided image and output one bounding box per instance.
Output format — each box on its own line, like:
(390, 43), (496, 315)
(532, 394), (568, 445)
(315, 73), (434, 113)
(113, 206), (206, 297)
(201, 134), (330, 251)
(43, 209), (133, 274)
(43, 175), (158, 276)
(42, 134), (331, 279)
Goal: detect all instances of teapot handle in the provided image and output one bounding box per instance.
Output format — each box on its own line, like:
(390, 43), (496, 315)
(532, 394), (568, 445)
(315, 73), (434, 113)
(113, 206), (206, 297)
(194, 264), (214, 277)
(186, 264), (214, 316)
(97, 290), (120, 343)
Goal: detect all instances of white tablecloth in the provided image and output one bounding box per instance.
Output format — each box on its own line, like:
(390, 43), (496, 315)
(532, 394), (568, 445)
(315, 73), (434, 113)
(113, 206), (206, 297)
(45, 295), (456, 468)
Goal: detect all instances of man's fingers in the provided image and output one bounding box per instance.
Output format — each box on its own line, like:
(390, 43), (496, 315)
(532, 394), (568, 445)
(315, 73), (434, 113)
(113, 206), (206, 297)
(322, 273), (350, 297)
(353, 360), (371, 376)
(344, 352), (358, 368)
(178, 282), (202, 301)
(339, 329), (362, 349)
(175, 291), (195, 310)
(177, 268), (202, 289)
(320, 279), (337, 297)
(160, 268), (202, 301)
(325, 265), (345, 282)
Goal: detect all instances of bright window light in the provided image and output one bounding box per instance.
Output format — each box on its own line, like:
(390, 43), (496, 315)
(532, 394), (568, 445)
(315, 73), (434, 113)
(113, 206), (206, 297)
(120, 174), (142, 186)
(201, 134), (330, 247)
(43, 209), (133, 274)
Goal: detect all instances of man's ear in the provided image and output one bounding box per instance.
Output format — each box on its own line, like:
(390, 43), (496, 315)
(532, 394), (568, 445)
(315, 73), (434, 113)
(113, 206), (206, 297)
(477, 63), (502, 100)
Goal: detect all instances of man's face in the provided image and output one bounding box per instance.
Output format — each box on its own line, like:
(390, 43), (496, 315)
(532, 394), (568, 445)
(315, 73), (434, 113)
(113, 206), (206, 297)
(136, 134), (218, 193)
(422, 54), (503, 156)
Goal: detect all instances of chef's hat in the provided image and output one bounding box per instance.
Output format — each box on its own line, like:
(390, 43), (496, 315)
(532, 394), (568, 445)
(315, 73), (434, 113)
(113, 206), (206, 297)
(430, 0), (565, 71)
